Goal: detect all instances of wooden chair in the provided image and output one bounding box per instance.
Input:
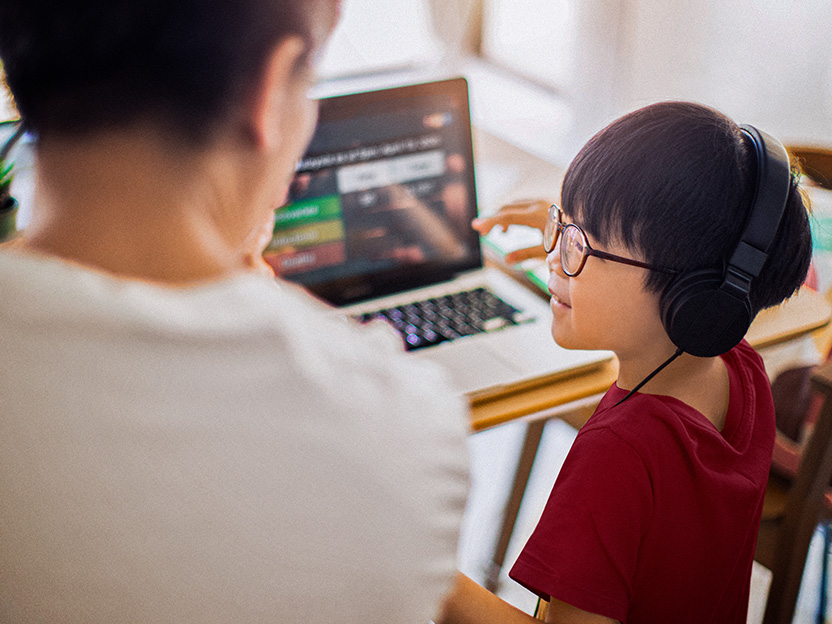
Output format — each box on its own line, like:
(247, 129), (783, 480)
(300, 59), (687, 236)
(787, 145), (832, 189)
(755, 360), (832, 624)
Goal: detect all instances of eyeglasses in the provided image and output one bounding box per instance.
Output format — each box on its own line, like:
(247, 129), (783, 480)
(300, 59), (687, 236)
(543, 204), (680, 277)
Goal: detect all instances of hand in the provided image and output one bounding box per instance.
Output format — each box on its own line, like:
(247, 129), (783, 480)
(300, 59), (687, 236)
(435, 572), (615, 624)
(472, 199), (551, 264)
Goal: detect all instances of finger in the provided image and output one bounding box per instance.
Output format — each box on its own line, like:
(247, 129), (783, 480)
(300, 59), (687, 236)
(504, 245), (547, 264)
(475, 199), (552, 231)
(500, 198), (550, 210)
(472, 209), (539, 232)
(471, 216), (507, 235)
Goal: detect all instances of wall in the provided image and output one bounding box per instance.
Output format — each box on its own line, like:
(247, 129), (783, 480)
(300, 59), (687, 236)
(621, 0), (832, 145)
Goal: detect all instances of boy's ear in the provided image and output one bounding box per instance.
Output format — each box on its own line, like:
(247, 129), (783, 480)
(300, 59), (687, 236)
(247, 36), (306, 150)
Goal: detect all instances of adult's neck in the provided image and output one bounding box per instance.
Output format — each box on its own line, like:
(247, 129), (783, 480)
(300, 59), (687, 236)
(24, 128), (262, 284)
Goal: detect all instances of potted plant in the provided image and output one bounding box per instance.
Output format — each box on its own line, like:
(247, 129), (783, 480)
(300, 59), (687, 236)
(0, 123), (23, 242)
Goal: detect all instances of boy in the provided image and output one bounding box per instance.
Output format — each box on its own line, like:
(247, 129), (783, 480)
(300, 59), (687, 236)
(439, 101), (812, 623)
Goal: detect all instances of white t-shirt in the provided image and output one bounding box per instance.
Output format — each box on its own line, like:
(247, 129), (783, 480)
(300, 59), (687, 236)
(0, 250), (470, 624)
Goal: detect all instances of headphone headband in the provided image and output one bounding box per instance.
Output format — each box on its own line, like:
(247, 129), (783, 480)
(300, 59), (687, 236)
(729, 126), (791, 282)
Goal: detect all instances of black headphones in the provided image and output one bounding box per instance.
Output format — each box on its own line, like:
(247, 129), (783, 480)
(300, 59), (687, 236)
(659, 125), (791, 358)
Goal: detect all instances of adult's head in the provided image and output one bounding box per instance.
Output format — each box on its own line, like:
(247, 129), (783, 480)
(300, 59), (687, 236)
(560, 101), (812, 317)
(0, 0), (339, 145)
(0, 0), (341, 282)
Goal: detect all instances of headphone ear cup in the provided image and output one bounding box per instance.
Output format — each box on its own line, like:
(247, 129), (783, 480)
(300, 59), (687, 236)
(661, 269), (753, 357)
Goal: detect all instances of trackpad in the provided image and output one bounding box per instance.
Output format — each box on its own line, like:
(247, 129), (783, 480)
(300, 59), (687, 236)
(414, 342), (523, 395)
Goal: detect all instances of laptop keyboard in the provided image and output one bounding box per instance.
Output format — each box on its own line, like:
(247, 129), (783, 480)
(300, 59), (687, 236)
(353, 287), (533, 351)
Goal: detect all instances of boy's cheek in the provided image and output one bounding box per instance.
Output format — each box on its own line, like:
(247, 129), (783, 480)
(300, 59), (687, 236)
(573, 278), (662, 347)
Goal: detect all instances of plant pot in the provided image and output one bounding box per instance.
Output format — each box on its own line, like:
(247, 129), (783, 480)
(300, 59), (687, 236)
(0, 196), (18, 242)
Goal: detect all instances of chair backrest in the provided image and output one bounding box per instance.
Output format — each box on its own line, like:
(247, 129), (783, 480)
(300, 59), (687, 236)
(761, 360), (832, 624)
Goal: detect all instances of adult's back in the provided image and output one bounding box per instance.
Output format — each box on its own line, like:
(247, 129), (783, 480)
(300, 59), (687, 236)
(0, 253), (468, 623)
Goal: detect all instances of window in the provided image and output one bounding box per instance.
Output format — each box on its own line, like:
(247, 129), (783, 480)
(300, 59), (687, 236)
(481, 0), (577, 92)
(317, 0), (441, 80)
(476, 0), (629, 163)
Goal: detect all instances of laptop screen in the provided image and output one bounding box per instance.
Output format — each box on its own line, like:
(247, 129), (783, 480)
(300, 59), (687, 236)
(265, 78), (482, 306)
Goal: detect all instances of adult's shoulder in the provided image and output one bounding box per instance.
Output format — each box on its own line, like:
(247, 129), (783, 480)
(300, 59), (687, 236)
(252, 276), (471, 447)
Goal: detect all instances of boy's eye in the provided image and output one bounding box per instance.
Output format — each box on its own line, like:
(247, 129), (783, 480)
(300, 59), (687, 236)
(567, 231), (583, 254)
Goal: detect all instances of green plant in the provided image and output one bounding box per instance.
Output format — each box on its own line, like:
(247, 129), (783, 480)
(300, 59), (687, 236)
(0, 122), (21, 240)
(0, 122), (22, 208)
(0, 159), (13, 208)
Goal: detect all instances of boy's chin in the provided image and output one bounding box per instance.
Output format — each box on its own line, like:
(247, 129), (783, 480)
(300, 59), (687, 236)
(549, 329), (580, 351)
(550, 325), (602, 353)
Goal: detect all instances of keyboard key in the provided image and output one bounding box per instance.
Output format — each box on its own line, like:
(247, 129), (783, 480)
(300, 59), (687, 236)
(352, 287), (531, 351)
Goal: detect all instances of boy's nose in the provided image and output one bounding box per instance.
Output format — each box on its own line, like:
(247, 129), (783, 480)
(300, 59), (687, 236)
(547, 248), (568, 278)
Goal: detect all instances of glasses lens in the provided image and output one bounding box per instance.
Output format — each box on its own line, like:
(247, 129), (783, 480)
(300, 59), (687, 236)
(543, 205), (559, 253)
(561, 224), (586, 275)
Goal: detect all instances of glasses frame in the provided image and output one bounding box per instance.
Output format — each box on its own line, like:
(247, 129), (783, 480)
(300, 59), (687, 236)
(543, 204), (680, 277)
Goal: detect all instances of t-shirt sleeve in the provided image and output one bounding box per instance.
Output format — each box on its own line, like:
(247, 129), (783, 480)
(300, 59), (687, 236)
(509, 426), (653, 622)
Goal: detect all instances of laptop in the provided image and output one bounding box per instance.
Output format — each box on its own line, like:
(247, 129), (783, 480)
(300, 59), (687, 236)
(265, 77), (611, 399)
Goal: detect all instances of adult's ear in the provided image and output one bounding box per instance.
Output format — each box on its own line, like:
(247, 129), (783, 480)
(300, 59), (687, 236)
(247, 36), (307, 150)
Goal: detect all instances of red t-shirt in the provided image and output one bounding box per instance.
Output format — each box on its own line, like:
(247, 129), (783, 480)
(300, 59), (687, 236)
(509, 340), (775, 623)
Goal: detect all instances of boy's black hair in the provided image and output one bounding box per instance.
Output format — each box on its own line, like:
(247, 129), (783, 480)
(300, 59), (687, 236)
(561, 101), (812, 315)
(0, 0), (336, 145)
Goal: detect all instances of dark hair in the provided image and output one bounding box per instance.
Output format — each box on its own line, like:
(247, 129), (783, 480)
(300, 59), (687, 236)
(0, 0), (337, 144)
(561, 101), (812, 314)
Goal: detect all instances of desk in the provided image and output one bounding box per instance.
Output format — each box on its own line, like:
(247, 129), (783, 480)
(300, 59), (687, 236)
(471, 286), (831, 591)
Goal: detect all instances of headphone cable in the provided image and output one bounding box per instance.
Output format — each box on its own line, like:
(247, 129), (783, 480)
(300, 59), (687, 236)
(614, 347), (685, 407)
